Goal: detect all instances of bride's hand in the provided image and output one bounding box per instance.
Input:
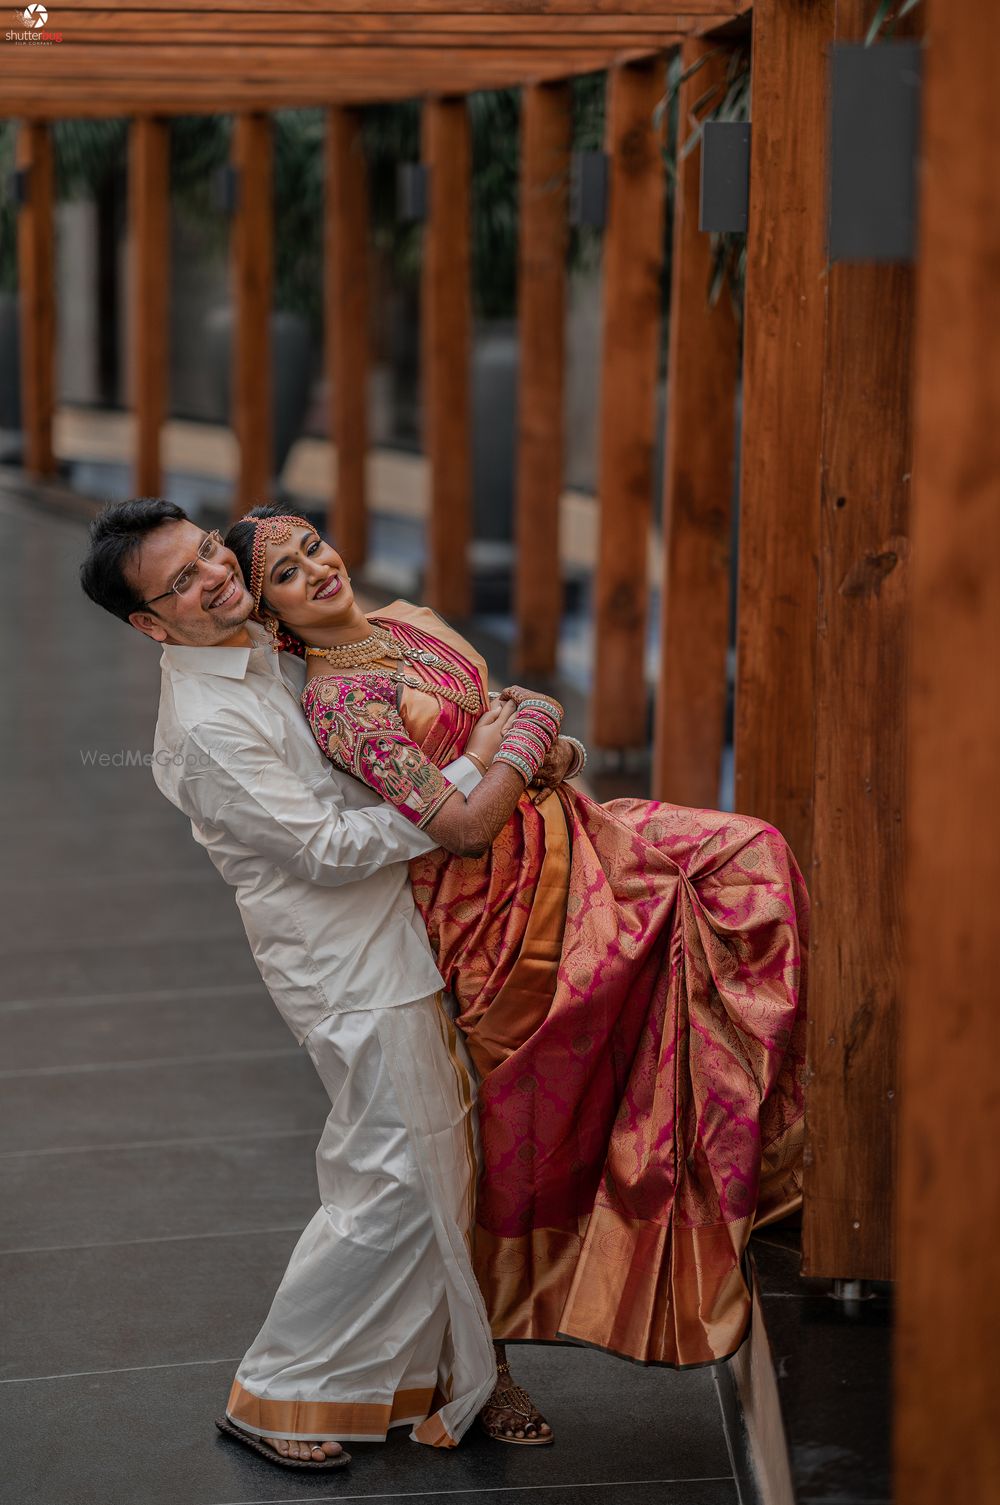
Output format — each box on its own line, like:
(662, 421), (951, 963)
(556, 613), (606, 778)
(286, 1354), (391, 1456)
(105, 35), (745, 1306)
(498, 685), (564, 721)
(465, 697), (517, 769)
(530, 737), (577, 792)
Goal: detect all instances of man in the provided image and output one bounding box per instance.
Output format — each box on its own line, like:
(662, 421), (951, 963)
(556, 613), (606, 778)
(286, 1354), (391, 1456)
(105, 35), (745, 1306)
(80, 498), (550, 1471)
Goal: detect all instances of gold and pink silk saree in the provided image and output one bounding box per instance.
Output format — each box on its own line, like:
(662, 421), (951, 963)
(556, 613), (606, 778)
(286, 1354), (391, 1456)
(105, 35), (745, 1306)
(301, 602), (808, 1369)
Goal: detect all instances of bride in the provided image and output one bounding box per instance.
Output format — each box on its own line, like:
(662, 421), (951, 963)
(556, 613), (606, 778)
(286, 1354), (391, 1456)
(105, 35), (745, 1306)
(227, 506), (808, 1377)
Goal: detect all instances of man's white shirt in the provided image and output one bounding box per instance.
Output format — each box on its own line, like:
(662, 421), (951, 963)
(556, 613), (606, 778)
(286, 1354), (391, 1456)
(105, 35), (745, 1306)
(152, 622), (481, 1042)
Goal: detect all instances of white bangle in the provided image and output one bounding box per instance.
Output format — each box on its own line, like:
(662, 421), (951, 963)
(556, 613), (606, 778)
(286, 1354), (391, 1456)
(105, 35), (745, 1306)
(562, 735), (587, 778)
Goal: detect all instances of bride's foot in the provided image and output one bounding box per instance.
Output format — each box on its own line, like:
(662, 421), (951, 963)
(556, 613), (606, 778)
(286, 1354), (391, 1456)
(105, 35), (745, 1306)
(262, 1435), (343, 1462)
(480, 1360), (554, 1445)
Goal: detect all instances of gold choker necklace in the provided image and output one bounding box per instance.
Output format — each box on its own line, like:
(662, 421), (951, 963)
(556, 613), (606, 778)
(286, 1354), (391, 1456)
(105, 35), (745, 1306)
(305, 623), (397, 669)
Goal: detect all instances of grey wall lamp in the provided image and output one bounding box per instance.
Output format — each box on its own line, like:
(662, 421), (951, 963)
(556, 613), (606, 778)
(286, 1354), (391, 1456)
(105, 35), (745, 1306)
(569, 150), (608, 231)
(828, 40), (922, 262)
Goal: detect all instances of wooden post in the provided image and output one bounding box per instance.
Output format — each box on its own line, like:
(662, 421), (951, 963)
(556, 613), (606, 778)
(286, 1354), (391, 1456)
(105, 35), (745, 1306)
(734, 0), (833, 870)
(129, 117), (170, 498)
(15, 121), (55, 479)
(895, 0), (1000, 1496)
(421, 96), (472, 618)
(513, 81), (571, 678)
(652, 40), (740, 806)
(231, 112), (272, 516)
(591, 56), (667, 749)
(802, 0), (917, 1284)
(326, 105), (369, 567)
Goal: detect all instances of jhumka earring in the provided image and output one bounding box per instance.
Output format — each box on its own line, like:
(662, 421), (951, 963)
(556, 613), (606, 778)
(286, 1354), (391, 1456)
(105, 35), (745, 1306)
(263, 613), (283, 652)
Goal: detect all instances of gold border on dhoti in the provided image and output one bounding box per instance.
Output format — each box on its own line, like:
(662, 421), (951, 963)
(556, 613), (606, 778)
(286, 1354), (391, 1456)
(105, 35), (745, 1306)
(225, 1378), (450, 1444)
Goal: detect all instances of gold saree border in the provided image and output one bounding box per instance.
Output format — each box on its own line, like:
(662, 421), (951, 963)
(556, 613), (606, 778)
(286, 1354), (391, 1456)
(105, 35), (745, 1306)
(477, 1209), (758, 1367)
(558, 1206), (754, 1366)
(477, 1114), (804, 1366)
(226, 1379), (446, 1444)
(475, 1223), (583, 1345)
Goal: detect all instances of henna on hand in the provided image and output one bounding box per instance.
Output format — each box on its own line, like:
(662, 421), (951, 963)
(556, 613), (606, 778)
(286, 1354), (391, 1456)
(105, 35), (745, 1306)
(426, 761), (528, 857)
(531, 737), (576, 790)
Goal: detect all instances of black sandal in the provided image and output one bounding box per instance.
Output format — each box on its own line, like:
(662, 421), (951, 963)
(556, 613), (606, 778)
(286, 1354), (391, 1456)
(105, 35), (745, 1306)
(215, 1416), (352, 1470)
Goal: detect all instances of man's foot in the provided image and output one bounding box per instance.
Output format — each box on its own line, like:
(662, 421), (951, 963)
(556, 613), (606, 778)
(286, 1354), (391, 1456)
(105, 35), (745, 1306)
(261, 1436), (343, 1462)
(215, 1417), (350, 1470)
(480, 1360), (554, 1445)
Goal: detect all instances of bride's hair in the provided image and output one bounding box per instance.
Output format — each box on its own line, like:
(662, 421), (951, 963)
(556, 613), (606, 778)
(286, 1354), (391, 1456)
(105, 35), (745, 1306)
(225, 503), (317, 656)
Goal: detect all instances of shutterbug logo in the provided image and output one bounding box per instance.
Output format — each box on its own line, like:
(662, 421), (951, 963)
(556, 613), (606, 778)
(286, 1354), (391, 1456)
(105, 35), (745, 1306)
(7, 2), (62, 40)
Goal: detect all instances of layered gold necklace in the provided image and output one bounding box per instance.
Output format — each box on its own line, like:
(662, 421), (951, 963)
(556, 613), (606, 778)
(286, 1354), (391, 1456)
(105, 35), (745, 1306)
(305, 622), (485, 714)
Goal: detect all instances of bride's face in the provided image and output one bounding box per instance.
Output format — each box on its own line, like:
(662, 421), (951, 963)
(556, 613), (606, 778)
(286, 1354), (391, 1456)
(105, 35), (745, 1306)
(260, 525), (356, 634)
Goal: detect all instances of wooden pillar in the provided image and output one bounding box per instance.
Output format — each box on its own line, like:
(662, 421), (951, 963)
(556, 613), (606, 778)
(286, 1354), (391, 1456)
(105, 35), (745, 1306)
(15, 121), (55, 478)
(592, 57), (667, 750)
(895, 0), (1000, 1497)
(803, 0), (916, 1284)
(421, 96), (472, 618)
(513, 81), (571, 677)
(652, 41), (740, 805)
(231, 113), (272, 516)
(326, 105), (369, 567)
(129, 117), (169, 498)
(735, 0), (833, 869)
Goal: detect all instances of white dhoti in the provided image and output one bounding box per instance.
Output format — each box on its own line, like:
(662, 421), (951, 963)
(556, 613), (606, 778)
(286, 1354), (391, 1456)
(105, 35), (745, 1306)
(225, 992), (497, 1447)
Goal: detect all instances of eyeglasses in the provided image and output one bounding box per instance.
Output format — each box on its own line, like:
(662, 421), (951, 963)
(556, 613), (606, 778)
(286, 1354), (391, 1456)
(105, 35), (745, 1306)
(142, 529), (226, 606)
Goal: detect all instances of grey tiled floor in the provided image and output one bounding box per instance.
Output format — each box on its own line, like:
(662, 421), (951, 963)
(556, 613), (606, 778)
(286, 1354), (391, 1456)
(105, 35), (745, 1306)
(0, 485), (739, 1505)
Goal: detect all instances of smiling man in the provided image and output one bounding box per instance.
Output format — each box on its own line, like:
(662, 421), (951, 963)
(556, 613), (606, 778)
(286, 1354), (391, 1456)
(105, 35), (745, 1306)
(78, 498), (513, 1472)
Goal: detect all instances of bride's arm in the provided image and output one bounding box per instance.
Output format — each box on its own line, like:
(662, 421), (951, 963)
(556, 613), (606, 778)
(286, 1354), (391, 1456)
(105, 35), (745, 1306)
(302, 674), (563, 858)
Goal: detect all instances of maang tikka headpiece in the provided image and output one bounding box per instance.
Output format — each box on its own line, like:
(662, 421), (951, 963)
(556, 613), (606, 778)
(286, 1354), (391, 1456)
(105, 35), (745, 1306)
(242, 512), (312, 612)
(238, 512), (312, 655)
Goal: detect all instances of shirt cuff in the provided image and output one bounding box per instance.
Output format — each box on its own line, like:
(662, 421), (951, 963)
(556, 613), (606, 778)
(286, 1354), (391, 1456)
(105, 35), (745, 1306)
(442, 754), (483, 798)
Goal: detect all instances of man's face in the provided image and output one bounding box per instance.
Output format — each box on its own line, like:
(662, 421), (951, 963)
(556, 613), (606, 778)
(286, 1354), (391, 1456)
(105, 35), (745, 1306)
(126, 519), (253, 646)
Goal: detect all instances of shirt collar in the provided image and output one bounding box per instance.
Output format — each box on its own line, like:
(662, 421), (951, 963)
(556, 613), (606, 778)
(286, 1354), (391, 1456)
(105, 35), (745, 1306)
(159, 619), (272, 682)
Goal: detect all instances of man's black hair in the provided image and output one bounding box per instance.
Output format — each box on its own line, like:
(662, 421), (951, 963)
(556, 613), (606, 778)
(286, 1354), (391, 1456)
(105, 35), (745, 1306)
(79, 497), (189, 623)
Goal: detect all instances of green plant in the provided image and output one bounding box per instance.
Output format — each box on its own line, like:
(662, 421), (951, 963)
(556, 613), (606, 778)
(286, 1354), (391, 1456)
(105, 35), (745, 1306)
(469, 90), (520, 320)
(568, 71), (607, 278)
(362, 99), (423, 293)
(865, 0), (922, 46)
(272, 110), (325, 327)
(52, 118), (127, 197)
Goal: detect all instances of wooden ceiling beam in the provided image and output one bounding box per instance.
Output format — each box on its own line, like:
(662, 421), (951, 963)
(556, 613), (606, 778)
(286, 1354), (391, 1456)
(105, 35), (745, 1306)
(0, 60), (651, 117)
(45, 29), (713, 50)
(53, 12), (728, 41)
(56, 0), (739, 13)
(2, 43), (676, 76)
